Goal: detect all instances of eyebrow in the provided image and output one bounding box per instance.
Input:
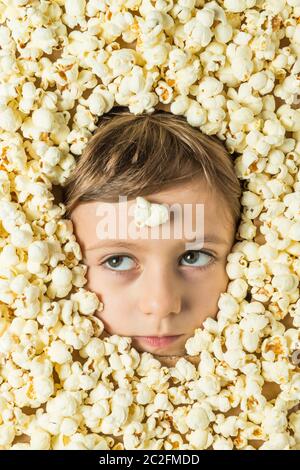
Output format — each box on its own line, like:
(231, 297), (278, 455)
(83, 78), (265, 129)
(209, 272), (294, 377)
(85, 234), (228, 252)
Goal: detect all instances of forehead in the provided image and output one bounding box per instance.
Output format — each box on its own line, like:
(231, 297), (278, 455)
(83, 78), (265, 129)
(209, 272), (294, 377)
(70, 179), (234, 251)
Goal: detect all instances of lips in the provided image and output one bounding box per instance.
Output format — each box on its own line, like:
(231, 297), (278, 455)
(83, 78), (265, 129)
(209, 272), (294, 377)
(133, 335), (182, 348)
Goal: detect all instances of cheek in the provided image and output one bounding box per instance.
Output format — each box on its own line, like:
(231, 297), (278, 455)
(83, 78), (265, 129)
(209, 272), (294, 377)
(209, 262), (229, 293)
(214, 262), (230, 292)
(84, 267), (133, 328)
(84, 266), (104, 300)
(192, 264), (229, 306)
(187, 266), (229, 328)
(85, 266), (120, 296)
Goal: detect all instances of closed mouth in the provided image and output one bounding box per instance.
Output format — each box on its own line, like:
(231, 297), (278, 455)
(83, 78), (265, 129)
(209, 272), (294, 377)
(134, 335), (182, 337)
(132, 335), (183, 348)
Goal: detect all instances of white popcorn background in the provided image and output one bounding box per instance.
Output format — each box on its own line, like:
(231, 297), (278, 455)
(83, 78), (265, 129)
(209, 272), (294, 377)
(0, 0), (300, 450)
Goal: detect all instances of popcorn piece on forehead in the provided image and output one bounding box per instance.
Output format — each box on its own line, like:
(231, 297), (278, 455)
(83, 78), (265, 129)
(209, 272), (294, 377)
(134, 196), (169, 228)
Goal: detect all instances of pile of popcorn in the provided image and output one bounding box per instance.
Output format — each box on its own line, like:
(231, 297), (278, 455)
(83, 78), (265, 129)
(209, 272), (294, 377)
(0, 0), (300, 450)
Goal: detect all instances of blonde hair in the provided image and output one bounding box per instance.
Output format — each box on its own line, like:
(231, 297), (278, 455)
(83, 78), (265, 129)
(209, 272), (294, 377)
(63, 106), (241, 227)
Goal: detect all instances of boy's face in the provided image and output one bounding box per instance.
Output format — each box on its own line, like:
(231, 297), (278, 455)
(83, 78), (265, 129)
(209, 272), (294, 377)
(70, 179), (236, 356)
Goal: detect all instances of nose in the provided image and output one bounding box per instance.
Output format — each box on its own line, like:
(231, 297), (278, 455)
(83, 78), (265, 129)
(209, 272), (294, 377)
(137, 264), (182, 319)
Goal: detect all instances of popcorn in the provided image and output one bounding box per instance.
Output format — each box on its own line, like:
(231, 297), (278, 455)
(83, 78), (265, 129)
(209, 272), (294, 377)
(198, 350), (215, 377)
(170, 357), (197, 382)
(197, 76), (224, 101)
(213, 435), (234, 450)
(184, 16), (213, 49)
(262, 360), (291, 384)
(31, 108), (55, 133)
(0, 424), (15, 447)
(186, 405), (210, 430)
(240, 321), (268, 352)
(30, 27), (57, 55)
(277, 105), (300, 132)
(272, 273), (299, 293)
(196, 376), (221, 396)
(186, 428), (212, 449)
(185, 328), (213, 355)
(46, 391), (79, 417)
(259, 433), (293, 450)
(0, 105), (22, 132)
(47, 340), (72, 364)
(0, 0), (298, 451)
(70, 289), (100, 315)
(217, 292), (240, 323)
(261, 335), (289, 361)
(30, 356), (53, 377)
(60, 417), (78, 436)
(185, 100), (207, 127)
(48, 265), (73, 298)
(134, 196), (169, 228)
(224, 0), (256, 13)
(65, 0), (86, 19)
(223, 348), (246, 369)
(32, 376), (54, 403)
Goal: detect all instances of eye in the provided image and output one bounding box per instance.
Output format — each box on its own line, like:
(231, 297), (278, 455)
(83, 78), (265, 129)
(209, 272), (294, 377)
(179, 250), (215, 269)
(103, 255), (135, 272)
(101, 250), (216, 275)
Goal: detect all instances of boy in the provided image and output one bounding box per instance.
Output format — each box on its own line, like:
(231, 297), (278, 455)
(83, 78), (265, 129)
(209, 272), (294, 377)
(63, 105), (242, 358)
